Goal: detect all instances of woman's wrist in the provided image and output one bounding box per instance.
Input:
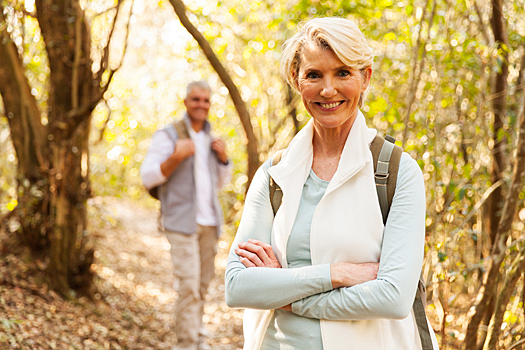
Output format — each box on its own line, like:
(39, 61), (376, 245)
(330, 262), (379, 289)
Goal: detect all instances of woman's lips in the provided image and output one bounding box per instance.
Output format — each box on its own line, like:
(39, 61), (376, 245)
(316, 101), (344, 110)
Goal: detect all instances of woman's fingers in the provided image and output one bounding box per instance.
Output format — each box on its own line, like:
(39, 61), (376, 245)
(239, 257), (256, 268)
(235, 247), (264, 267)
(243, 240), (282, 268)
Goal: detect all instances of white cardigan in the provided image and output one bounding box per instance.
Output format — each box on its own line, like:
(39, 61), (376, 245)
(241, 111), (435, 350)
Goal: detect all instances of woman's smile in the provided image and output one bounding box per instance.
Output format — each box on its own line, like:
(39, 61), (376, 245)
(316, 100), (345, 111)
(296, 43), (371, 131)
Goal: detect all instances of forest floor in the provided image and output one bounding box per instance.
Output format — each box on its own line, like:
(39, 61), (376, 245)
(0, 196), (243, 350)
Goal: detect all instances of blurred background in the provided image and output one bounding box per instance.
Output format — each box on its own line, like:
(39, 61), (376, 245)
(1, 0), (525, 349)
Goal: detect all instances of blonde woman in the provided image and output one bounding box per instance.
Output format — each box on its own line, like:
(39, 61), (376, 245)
(225, 17), (439, 350)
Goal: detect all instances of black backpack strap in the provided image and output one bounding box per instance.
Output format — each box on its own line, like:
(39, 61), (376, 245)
(269, 150), (284, 215)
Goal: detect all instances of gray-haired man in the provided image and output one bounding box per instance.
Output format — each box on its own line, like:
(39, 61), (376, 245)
(141, 81), (232, 350)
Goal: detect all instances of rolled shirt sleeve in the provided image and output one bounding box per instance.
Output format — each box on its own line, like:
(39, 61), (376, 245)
(140, 130), (174, 190)
(290, 153), (426, 320)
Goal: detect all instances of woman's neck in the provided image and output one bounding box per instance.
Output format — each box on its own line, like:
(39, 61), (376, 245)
(310, 115), (357, 181)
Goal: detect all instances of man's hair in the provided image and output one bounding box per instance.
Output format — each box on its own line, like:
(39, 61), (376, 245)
(186, 81), (212, 98)
(280, 17), (374, 107)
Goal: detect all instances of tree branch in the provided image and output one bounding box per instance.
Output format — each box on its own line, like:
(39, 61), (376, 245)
(168, 0), (260, 188)
(473, 0), (493, 46)
(71, 1), (83, 110)
(401, 0), (437, 147)
(66, 0), (134, 138)
(0, 5), (48, 170)
(97, 0), (124, 81)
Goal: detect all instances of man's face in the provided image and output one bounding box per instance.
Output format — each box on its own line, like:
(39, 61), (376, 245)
(184, 87), (211, 124)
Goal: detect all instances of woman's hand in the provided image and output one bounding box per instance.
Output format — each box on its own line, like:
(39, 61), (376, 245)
(235, 239), (282, 269)
(330, 262), (379, 289)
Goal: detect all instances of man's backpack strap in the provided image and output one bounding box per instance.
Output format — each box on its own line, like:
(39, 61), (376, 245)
(370, 135), (402, 224)
(173, 119), (190, 140)
(269, 150), (284, 215)
(148, 119), (190, 200)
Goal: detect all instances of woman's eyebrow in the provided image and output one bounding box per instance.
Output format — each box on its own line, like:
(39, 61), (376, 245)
(332, 65), (352, 71)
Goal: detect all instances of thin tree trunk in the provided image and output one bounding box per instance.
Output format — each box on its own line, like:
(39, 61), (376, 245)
(401, 0), (437, 147)
(0, 5), (51, 252)
(484, 254), (525, 349)
(482, 62), (525, 350)
(168, 0), (260, 188)
(465, 1), (510, 347)
(486, 0), (509, 246)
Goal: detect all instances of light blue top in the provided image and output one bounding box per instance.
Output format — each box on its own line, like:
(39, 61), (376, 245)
(225, 153), (425, 348)
(262, 169), (329, 350)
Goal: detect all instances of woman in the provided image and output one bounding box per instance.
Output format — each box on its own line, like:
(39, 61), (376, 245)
(225, 17), (439, 350)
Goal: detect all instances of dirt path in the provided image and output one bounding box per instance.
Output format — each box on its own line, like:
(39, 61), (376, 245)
(94, 197), (244, 349)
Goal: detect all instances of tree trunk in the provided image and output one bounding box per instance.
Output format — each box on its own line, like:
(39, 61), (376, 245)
(0, 6), (50, 253)
(0, 0), (124, 295)
(486, 0), (509, 246)
(168, 0), (260, 188)
(464, 1), (510, 347)
(482, 58), (525, 350)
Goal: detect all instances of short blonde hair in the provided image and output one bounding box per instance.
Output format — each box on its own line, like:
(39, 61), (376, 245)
(281, 17), (374, 106)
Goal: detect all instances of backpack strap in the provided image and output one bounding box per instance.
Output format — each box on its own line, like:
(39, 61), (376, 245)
(414, 274), (434, 350)
(173, 119), (190, 140)
(371, 135), (433, 350)
(269, 150), (284, 215)
(370, 135), (402, 224)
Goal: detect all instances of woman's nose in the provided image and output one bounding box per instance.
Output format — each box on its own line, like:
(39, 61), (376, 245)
(320, 78), (337, 97)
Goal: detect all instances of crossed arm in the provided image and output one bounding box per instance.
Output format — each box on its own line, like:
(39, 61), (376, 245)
(225, 154), (426, 320)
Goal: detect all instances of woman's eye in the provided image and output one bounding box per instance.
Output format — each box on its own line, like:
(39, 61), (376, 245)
(306, 72), (320, 79)
(338, 70), (350, 77)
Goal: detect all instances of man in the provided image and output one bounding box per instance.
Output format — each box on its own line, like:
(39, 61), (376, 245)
(140, 81), (232, 350)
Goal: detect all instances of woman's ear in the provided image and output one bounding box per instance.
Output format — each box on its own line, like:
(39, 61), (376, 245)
(292, 70), (299, 92)
(361, 67), (372, 91)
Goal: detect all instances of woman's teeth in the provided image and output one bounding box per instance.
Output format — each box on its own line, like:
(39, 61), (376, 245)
(319, 102), (342, 109)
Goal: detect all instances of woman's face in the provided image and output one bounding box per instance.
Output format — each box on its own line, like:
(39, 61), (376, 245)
(296, 44), (371, 130)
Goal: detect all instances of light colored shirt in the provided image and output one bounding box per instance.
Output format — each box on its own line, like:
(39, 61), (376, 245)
(140, 124), (232, 224)
(190, 129), (216, 226)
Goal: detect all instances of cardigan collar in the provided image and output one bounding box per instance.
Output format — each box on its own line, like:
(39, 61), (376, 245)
(268, 110), (377, 192)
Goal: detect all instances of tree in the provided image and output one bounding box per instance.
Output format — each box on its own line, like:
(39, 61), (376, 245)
(0, 0), (129, 295)
(168, 0), (260, 187)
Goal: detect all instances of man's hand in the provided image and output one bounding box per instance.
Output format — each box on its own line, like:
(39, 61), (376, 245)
(212, 138), (228, 164)
(160, 139), (195, 177)
(330, 262), (379, 289)
(173, 139), (195, 159)
(235, 239), (281, 268)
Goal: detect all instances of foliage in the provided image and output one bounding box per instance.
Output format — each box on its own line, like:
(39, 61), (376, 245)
(1, 0), (525, 347)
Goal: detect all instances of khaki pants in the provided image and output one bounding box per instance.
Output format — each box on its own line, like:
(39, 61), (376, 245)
(165, 225), (218, 349)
